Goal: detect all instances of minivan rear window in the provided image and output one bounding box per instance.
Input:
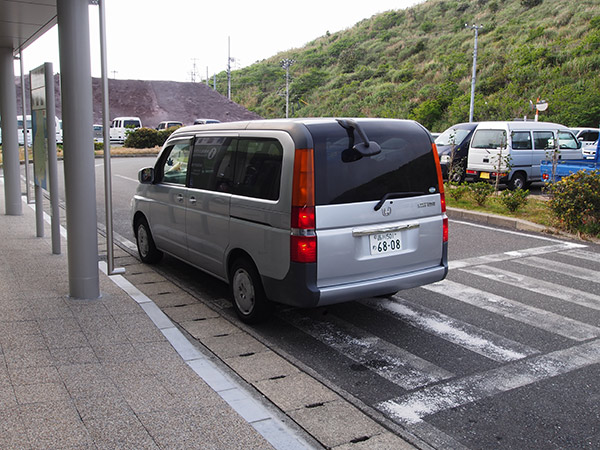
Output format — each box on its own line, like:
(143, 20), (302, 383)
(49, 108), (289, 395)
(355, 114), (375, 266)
(124, 120), (141, 128)
(308, 122), (439, 205)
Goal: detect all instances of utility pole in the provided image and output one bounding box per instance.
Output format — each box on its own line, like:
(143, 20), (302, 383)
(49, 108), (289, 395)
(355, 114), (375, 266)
(281, 58), (295, 118)
(190, 58), (199, 82)
(466, 24), (483, 123)
(111, 70), (117, 79)
(227, 36), (233, 99)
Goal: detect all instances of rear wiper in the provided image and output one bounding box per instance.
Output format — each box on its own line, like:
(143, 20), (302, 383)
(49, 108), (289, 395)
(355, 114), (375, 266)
(374, 192), (425, 211)
(337, 119), (382, 157)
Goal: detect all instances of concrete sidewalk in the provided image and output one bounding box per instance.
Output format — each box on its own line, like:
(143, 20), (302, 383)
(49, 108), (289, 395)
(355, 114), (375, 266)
(0, 184), (312, 449)
(0, 179), (415, 449)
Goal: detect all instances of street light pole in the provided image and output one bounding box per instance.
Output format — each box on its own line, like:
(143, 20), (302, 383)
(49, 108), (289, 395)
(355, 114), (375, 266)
(466, 24), (483, 123)
(280, 58), (295, 118)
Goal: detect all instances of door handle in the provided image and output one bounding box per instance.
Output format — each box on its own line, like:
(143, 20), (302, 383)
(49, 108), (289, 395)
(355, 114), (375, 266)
(176, 193), (184, 203)
(189, 196), (197, 205)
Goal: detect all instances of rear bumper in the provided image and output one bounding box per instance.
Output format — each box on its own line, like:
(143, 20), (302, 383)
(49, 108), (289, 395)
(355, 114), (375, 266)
(465, 169), (509, 183)
(262, 243), (448, 308)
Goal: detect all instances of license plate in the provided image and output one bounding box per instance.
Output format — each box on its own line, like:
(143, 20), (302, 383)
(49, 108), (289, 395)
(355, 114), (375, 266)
(369, 232), (402, 255)
(480, 172), (490, 179)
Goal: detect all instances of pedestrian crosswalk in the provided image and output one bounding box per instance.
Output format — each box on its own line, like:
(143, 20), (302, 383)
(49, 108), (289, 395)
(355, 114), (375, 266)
(279, 240), (600, 437)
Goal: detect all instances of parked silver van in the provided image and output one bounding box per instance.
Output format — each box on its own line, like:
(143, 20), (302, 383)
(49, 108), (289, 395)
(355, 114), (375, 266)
(132, 118), (448, 322)
(466, 121), (582, 189)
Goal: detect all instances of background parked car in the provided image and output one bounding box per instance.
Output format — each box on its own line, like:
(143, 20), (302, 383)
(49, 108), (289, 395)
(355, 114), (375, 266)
(156, 121), (183, 131)
(582, 140), (599, 159)
(435, 122), (478, 183)
(570, 127), (600, 147)
(193, 118), (220, 125)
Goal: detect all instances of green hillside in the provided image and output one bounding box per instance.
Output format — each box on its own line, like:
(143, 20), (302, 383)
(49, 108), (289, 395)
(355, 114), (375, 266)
(215, 0), (600, 132)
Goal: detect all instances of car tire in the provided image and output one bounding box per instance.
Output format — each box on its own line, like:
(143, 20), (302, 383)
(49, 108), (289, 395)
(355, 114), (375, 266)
(135, 217), (163, 264)
(508, 172), (526, 190)
(230, 258), (271, 324)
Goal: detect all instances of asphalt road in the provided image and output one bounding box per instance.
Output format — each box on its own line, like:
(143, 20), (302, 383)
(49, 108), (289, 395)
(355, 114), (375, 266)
(50, 157), (600, 449)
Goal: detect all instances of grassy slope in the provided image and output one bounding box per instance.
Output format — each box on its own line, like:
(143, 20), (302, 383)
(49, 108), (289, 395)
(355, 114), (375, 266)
(219, 0), (600, 132)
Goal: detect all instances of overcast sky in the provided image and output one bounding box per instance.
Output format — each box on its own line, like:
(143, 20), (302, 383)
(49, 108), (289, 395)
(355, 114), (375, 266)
(17, 0), (424, 82)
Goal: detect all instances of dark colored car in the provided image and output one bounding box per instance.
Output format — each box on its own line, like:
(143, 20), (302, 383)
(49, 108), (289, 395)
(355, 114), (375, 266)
(435, 122), (478, 183)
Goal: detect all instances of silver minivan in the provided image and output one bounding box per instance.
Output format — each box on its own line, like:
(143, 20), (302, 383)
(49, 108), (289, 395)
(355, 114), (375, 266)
(132, 118), (448, 323)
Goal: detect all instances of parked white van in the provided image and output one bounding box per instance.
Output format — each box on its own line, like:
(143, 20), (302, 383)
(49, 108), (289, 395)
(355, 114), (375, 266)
(16, 115), (61, 146)
(109, 116), (142, 143)
(17, 115), (32, 146)
(466, 121), (582, 189)
(157, 121), (183, 131)
(132, 118), (449, 323)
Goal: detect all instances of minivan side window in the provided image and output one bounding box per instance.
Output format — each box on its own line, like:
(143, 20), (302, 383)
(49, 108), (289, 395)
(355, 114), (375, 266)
(188, 137), (282, 200)
(558, 131), (579, 149)
(159, 142), (191, 185)
(533, 132), (554, 150)
(189, 137), (236, 191)
(471, 130), (507, 149)
(233, 138), (283, 200)
(511, 131), (532, 150)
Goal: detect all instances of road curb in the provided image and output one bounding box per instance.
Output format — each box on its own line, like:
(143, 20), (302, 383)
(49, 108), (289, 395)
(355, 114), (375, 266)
(447, 207), (550, 233)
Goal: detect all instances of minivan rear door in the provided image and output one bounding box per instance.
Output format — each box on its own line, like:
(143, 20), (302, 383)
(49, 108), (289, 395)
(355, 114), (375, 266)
(307, 120), (444, 289)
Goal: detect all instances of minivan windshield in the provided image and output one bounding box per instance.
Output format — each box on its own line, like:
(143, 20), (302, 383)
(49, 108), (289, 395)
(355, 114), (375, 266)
(308, 122), (439, 205)
(435, 128), (471, 146)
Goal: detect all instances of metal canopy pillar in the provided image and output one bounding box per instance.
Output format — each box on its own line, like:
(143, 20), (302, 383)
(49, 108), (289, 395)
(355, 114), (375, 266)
(57, 0), (100, 299)
(0, 47), (23, 216)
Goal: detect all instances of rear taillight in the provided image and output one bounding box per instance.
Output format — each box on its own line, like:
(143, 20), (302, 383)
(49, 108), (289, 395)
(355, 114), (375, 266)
(443, 216), (449, 243)
(432, 143), (448, 243)
(291, 149), (316, 263)
(466, 169), (477, 175)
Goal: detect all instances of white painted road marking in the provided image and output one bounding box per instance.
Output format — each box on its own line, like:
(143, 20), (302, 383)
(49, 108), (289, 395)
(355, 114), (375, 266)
(362, 297), (539, 362)
(282, 311), (453, 390)
(423, 280), (600, 341)
(515, 255), (600, 283)
(450, 242), (586, 270)
(462, 265), (600, 312)
(378, 339), (600, 424)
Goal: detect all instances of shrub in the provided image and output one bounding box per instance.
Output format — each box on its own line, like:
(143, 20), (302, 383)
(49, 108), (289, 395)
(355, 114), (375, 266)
(469, 182), (494, 206)
(124, 127), (159, 149)
(500, 188), (529, 212)
(446, 182), (469, 201)
(157, 126), (180, 146)
(546, 170), (600, 235)
(94, 141), (104, 151)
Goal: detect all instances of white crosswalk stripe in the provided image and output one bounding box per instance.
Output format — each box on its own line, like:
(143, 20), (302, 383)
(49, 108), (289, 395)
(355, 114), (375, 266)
(450, 242), (586, 270)
(461, 265), (600, 311)
(361, 297), (539, 362)
(514, 255), (600, 283)
(281, 311), (453, 390)
(562, 248), (600, 263)
(281, 233), (600, 435)
(378, 339), (600, 424)
(423, 280), (600, 341)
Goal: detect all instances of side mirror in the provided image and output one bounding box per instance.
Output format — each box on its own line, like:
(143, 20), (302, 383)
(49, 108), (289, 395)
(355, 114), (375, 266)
(138, 167), (154, 184)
